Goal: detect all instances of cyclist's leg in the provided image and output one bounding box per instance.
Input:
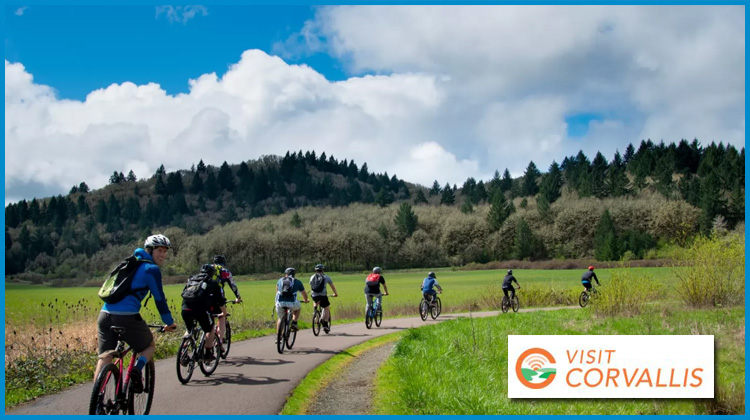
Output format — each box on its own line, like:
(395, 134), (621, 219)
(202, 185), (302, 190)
(95, 312), (117, 380)
(582, 281), (591, 292)
(365, 293), (374, 312)
(217, 305), (227, 341)
(275, 302), (284, 335)
(320, 296), (331, 322)
(502, 288), (509, 298)
(197, 310), (214, 351)
(509, 286), (516, 299)
(376, 294), (383, 310)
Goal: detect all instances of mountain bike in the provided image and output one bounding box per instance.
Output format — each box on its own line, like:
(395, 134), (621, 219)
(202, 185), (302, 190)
(419, 293), (442, 321)
(365, 294), (383, 329)
(312, 304), (332, 336)
(216, 300), (238, 359)
(89, 324), (165, 415)
(501, 289), (520, 313)
(579, 284), (599, 308)
(176, 320), (220, 384)
(275, 302), (307, 354)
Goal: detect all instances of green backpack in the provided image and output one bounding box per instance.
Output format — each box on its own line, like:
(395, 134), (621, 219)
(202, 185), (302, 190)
(98, 256), (148, 303)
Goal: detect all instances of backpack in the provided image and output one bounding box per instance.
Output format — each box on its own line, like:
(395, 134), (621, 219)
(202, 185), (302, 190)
(310, 273), (326, 293)
(365, 273), (381, 288)
(280, 277), (295, 298)
(98, 256), (148, 304)
(181, 271), (214, 304)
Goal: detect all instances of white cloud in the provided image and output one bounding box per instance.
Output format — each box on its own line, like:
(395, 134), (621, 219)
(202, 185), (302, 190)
(155, 5), (208, 25)
(5, 6), (745, 203)
(15, 7), (28, 16)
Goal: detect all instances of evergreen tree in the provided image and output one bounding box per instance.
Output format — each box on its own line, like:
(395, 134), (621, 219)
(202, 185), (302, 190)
(536, 195), (551, 222)
(500, 169), (513, 192)
(375, 188), (394, 208)
(394, 202), (419, 237)
(78, 182), (90, 193)
(204, 171), (219, 200)
(429, 180), (441, 196)
(654, 154), (675, 199)
(440, 183), (455, 205)
(460, 197), (474, 214)
(361, 186), (375, 204)
(197, 160), (207, 174)
(623, 143), (635, 165)
(95, 199), (108, 224)
(69, 185), (79, 195)
(154, 164), (166, 179)
(217, 161), (235, 192)
(190, 171), (204, 194)
(123, 197), (141, 223)
(514, 219), (535, 260)
(487, 191), (514, 231)
(126, 170), (137, 182)
(358, 163), (369, 182)
(728, 178), (745, 227)
(607, 152), (630, 197)
(522, 161), (540, 196)
(590, 152), (609, 198)
(154, 175), (168, 195)
(220, 202), (238, 224)
(290, 211), (302, 228)
(166, 172), (185, 194)
(539, 161), (563, 203)
(413, 189), (428, 205)
(698, 172), (726, 234)
(106, 193), (121, 224)
(109, 171), (123, 184)
(77, 195), (89, 215)
(594, 209), (619, 261)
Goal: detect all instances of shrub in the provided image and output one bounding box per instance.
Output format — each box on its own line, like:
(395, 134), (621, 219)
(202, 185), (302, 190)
(592, 265), (659, 317)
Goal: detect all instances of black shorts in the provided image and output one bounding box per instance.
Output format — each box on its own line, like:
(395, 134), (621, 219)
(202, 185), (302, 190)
(312, 295), (331, 308)
(181, 308), (214, 334)
(97, 312), (153, 355)
(582, 281), (592, 290)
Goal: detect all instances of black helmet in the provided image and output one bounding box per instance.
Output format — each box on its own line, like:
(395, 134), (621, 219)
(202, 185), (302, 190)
(428, 271), (436, 278)
(315, 264), (325, 271)
(508, 269), (513, 275)
(201, 264), (214, 273)
(285, 267), (296, 276)
(372, 266), (382, 274)
(214, 255), (226, 265)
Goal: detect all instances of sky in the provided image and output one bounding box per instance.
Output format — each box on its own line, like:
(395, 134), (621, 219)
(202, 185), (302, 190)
(4, 5), (746, 204)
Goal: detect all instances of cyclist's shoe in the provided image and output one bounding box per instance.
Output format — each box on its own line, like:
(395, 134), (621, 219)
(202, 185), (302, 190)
(203, 348), (215, 361)
(290, 321), (299, 331)
(183, 331), (192, 339)
(129, 369), (144, 394)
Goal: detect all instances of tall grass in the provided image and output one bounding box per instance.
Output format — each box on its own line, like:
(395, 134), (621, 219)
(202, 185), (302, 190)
(374, 307), (745, 415)
(673, 234), (745, 308)
(592, 264), (664, 317)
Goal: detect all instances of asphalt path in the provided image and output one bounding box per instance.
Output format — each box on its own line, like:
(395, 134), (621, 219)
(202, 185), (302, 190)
(7, 307), (570, 415)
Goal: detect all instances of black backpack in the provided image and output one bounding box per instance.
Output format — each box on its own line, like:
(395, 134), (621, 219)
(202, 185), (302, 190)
(181, 268), (216, 304)
(310, 273), (326, 293)
(280, 277), (295, 298)
(98, 256), (148, 304)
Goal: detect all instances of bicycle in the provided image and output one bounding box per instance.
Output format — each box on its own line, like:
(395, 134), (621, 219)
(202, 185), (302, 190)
(275, 302), (307, 354)
(312, 304), (333, 336)
(365, 294), (383, 329)
(89, 324), (165, 415)
(501, 288), (520, 313)
(419, 294), (442, 321)
(216, 300), (239, 359)
(176, 321), (220, 384)
(579, 284), (599, 308)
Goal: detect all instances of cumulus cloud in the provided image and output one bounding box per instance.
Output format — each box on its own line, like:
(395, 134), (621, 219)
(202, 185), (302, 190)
(5, 6), (744, 203)
(155, 5), (208, 25)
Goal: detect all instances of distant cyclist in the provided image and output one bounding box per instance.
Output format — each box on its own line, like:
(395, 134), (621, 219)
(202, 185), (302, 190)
(364, 266), (389, 314)
(276, 267), (308, 336)
(502, 269), (521, 299)
(581, 266), (600, 292)
(420, 271), (442, 304)
(310, 264), (338, 334)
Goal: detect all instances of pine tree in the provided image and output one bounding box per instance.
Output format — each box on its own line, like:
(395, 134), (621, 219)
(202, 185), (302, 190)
(500, 169), (513, 192)
(413, 189), (428, 205)
(429, 180), (441, 196)
(487, 191), (514, 231)
(375, 188), (394, 208)
(536, 195), (551, 222)
(126, 170), (137, 182)
(290, 211), (302, 228)
(698, 172), (726, 234)
(218, 161), (235, 192)
(522, 161), (540, 196)
(514, 219), (534, 260)
(190, 172), (204, 194)
(440, 183), (455, 205)
(197, 160), (207, 174)
(594, 209), (619, 261)
(539, 161), (563, 203)
(204, 171), (219, 200)
(78, 182), (90, 193)
(394, 202), (419, 237)
(590, 152), (609, 198)
(166, 172), (185, 194)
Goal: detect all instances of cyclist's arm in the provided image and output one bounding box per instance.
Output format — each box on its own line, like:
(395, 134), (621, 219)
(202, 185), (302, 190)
(330, 282), (338, 296)
(144, 265), (175, 326)
(593, 273), (600, 285)
(383, 284), (389, 295)
(224, 270), (241, 300)
(300, 289), (309, 302)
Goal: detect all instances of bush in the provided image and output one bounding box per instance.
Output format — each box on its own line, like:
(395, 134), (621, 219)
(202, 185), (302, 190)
(593, 265), (660, 317)
(673, 234), (745, 308)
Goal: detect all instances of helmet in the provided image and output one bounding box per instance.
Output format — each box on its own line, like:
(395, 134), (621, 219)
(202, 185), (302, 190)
(588, 266), (595, 271)
(144, 234), (171, 249)
(508, 269), (513, 275)
(428, 271), (436, 278)
(315, 264), (325, 271)
(285, 267), (296, 276)
(372, 266), (382, 274)
(200, 264), (214, 273)
(213, 255), (226, 265)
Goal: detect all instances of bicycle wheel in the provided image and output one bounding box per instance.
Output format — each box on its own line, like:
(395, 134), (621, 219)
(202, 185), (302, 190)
(579, 291), (589, 308)
(435, 297), (442, 316)
(419, 299), (428, 321)
(501, 296), (509, 313)
(89, 363), (120, 415)
(286, 315), (297, 349)
(128, 360), (155, 415)
(324, 309), (332, 334)
(222, 321), (231, 359)
(511, 295), (520, 313)
(176, 337), (196, 384)
(312, 310), (321, 336)
(375, 307), (383, 327)
(199, 335), (220, 376)
(276, 315), (286, 354)
(430, 300), (439, 319)
(365, 307), (373, 329)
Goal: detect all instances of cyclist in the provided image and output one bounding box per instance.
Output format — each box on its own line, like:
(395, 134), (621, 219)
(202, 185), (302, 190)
(309, 264), (338, 333)
(209, 255), (242, 351)
(95, 234), (177, 392)
(420, 271), (442, 305)
(502, 269), (521, 299)
(581, 266), (600, 292)
(364, 266), (389, 314)
(276, 267), (309, 337)
(181, 264), (223, 361)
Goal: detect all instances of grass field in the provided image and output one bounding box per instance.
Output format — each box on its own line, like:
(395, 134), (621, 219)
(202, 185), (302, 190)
(374, 306), (745, 415)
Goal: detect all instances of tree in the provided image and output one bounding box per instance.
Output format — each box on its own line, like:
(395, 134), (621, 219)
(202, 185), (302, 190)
(375, 188), (394, 207)
(153, 175), (168, 195)
(413, 189), (428, 205)
(190, 171), (204, 194)
(500, 169), (513, 192)
(590, 152), (609, 198)
(440, 183), (455, 205)
(109, 171), (123, 184)
(394, 202), (419, 237)
(290, 211), (302, 228)
(514, 219), (535, 260)
(429, 180), (441, 196)
(539, 161), (563, 204)
(460, 197), (474, 214)
(197, 160), (207, 174)
(522, 161), (540, 196)
(166, 172), (184, 194)
(126, 170), (137, 182)
(698, 172), (726, 234)
(487, 191), (514, 231)
(153, 164), (166, 179)
(536, 195), (551, 222)
(78, 182), (90, 193)
(217, 161), (235, 192)
(594, 209), (619, 261)
(204, 171), (219, 200)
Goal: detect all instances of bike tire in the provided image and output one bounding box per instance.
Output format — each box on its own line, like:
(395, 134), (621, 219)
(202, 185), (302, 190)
(436, 297), (442, 316)
(579, 291), (589, 308)
(286, 316), (297, 349)
(324, 309), (332, 334)
(419, 299), (428, 321)
(430, 300), (439, 319)
(222, 321), (231, 359)
(89, 363), (120, 415)
(277, 315), (286, 354)
(365, 308), (373, 329)
(176, 337), (196, 384)
(501, 297), (509, 313)
(375, 308), (383, 327)
(199, 335), (220, 376)
(511, 296), (520, 313)
(128, 360), (155, 415)
(312, 310), (321, 336)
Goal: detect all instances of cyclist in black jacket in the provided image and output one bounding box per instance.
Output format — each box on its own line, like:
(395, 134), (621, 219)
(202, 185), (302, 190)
(581, 266), (600, 292)
(502, 269), (521, 299)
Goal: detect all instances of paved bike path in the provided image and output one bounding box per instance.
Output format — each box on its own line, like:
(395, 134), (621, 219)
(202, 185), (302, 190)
(7, 307), (571, 415)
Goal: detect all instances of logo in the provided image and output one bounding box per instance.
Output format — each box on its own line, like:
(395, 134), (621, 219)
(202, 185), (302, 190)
(515, 347), (557, 389)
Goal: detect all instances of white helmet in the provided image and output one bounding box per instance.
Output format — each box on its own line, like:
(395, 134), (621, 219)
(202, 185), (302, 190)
(144, 234), (171, 249)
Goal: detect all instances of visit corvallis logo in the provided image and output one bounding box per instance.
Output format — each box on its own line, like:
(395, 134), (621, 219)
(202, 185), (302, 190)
(515, 348), (557, 389)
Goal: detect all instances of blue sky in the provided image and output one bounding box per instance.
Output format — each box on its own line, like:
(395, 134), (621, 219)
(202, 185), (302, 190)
(5, 5), (745, 204)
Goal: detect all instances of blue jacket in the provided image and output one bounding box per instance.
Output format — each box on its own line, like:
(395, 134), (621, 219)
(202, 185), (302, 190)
(102, 248), (175, 325)
(421, 276), (440, 292)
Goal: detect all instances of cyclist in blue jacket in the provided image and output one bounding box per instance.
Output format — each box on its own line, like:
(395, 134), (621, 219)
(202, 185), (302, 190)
(421, 271), (443, 305)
